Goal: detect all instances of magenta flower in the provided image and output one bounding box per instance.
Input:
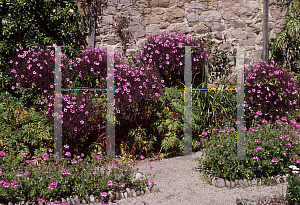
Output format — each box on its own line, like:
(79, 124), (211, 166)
(101, 192), (107, 197)
(107, 180), (114, 186)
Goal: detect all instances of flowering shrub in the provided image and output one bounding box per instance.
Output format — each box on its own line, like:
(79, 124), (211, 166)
(244, 60), (300, 126)
(127, 31), (211, 89)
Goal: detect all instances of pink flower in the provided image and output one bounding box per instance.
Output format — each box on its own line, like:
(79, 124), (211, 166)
(148, 179), (153, 184)
(101, 192), (107, 197)
(107, 180), (113, 186)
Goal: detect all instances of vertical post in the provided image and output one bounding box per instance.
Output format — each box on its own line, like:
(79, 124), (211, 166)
(183, 46), (193, 159)
(88, 0), (96, 50)
(229, 46), (252, 161)
(175, 46), (196, 161)
(51, 45), (71, 161)
(106, 45), (116, 160)
(263, 0), (269, 62)
(236, 46), (246, 159)
(54, 46), (62, 159)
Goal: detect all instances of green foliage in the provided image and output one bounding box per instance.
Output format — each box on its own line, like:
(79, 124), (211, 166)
(128, 126), (158, 155)
(0, 90), (54, 162)
(286, 174), (300, 204)
(268, 0), (300, 86)
(198, 114), (300, 184)
(0, 0), (90, 106)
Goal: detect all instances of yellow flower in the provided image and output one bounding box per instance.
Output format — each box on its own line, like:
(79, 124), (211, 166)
(69, 9), (74, 13)
(53, 9), (56, 12)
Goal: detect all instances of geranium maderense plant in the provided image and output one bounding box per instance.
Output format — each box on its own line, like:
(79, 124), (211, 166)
(244, 60), (300, 126)
(7, 46), (166, 157)
(127, 31), (211, 89)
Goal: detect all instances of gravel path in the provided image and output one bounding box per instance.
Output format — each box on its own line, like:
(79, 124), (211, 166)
(111, 151), (289, 205)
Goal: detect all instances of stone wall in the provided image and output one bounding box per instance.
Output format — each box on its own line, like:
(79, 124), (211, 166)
(75, 0), (290, 86)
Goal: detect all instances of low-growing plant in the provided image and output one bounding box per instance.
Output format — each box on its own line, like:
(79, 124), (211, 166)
(0, 143), (153, 204)
(0, 90), (55, 161)
(285, 165), (300, 204)
(198, 108), (300, 184)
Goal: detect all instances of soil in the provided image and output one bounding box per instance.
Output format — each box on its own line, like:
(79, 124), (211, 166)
(105, 150), (289, 205)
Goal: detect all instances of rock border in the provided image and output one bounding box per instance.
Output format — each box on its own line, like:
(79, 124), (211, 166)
(1, 172), (160, 205)
(200, 167), (293, 189)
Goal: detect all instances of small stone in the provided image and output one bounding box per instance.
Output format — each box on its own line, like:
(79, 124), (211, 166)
(136, 189), (141, 196)
(124, 192), (128, 199)
(216, 178), (225, 188)
(66, 197), (71, 204)
(247, 180), (252, 187)
(251, 178), (257, 186)
(225, 180), (230, 188)
(61, 198), (67, 203)
(70, 197), (76, 205)
(212, 177), (217, 186)
(82, 198), (87, 204)
(230, 181), (235, 188)
(141, 190), (145, 195)
(145, 186), (150, 194)
(239, 179), (244, 188)
(95, 198), (99, 203)
(235, 179), (239, 187)
(243, 179), (248, 187)
(74, 196), (81, 204)
(131, 189), (137, 197)
(126, 187), (132, 198)
(121, 191), (124, 199)
(89, 195), (95, 203)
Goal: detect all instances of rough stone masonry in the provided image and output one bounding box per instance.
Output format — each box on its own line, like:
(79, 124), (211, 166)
(74, 0), (290, 86)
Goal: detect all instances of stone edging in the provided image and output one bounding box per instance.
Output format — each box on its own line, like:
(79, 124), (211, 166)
(201, 167), (292, 189)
